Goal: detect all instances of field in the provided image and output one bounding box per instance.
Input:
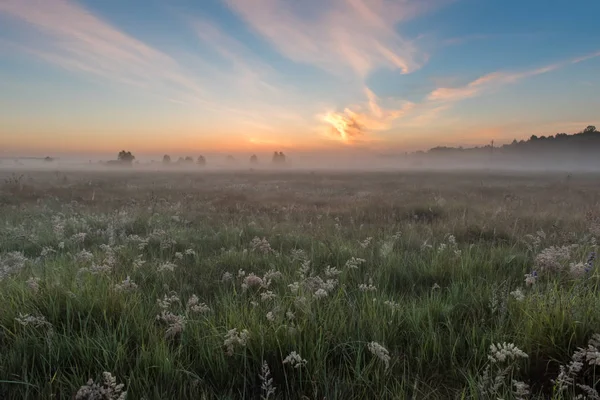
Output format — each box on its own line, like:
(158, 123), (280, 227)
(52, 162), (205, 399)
(1, 169), (599, 399)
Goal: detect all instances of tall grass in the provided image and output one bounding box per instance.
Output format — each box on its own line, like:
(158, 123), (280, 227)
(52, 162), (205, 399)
(0, 170), (599, 399)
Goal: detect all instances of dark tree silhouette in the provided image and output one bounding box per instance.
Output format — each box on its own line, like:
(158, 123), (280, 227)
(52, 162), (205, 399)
(44, 156), (54, 162)
(184, 156), (194, 163)
(117, 151), (135, 164)
(250, 154), (258, 164)
(163, 155), (171, 165)
(272, 151), (286, 164)
(584, 125), (597, 134)
(197, 156), (206, 166)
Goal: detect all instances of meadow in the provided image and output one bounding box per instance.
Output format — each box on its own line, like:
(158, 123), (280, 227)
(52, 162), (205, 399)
(1, 168), (599, 399)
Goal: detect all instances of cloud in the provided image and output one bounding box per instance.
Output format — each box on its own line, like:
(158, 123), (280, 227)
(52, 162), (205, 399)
(224, 0), (443, 78)
(428, 50), (600, 103)
(321, 87), (414, 143)
(0, 0), (208, 105)
(190, 17), (281, 95)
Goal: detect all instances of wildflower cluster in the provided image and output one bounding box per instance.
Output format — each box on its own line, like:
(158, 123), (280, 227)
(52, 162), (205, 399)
(75, 372), (127, 400)
(282, 351), (307, 369)
(367, 341), (391, 369)
(250, 237), (275, 254)
(478, 342), (529, 399)
(223, 328), (250, 356)
(553, 333), (600, 398)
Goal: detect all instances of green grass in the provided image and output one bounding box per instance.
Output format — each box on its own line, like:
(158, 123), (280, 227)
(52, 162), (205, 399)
(0, 169), (599, 399)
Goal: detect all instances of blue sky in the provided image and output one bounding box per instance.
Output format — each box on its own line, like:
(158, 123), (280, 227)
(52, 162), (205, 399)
(0, 0), (599, 156)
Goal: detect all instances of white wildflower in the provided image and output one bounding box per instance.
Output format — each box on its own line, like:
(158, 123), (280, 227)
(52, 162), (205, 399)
(132, 255), (146, 269)
(250, 237), (274, 254)
(260, 291), (277, 302)
(345, 257), (366, 270)
(75, 249), (95, 262)
(298, 260), (311, 279)
(367, 341), (391, 369)
(570, 262), (588, 278)
(359, 237), (373, 249)
(89, 263), (112, 274)
(215, 272), (229, 284)
(71, 232), (87, 245)
(223, 328), (250, 356)
(157, 294), (180, 310)
(75, 371), (127, 400)
(379, 241), (394, 257)
(510, 288), (525, 302)
(15, 313), (52, 329)
(324, 265), (341, 278)
(156, 311), (186, 338)
(288, 282), (300, 294)
(186, 295), (210, 314)
(266, 311), (275, 322)
(359, 278), (377, 292)
(524, 273), (537, 286)
(513, 381), (530, 400)
(535, 245), (572, 273)
(174, 252), (183, 260)
(157, 262), (177, 273)
(282, 351), (307, 369)
(488, 343), (528, 363)
(114, 276), (138, 293)
(40, 247), (55, 257)
(313, 288), (328, 299)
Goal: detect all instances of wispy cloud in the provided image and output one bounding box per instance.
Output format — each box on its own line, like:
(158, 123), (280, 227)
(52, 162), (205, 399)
(190, 17), (281, 95)
(225, 0), (443, 78)
(0, 0), (207, 105)
(428, 50), (600, 102)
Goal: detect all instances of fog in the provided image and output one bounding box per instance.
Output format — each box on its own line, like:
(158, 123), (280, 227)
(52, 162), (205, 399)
(1, 150), (599, 174)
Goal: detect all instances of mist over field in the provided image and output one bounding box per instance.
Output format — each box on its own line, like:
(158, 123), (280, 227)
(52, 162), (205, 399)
(2, 0), (600, 398)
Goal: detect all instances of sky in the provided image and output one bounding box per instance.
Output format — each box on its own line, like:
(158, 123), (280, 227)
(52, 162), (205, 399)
(1, 0), (599, 157)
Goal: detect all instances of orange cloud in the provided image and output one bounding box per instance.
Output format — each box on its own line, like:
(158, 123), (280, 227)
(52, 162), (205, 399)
(321, 87), (414, 143)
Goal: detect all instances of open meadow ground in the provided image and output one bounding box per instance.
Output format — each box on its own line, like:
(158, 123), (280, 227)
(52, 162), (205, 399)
(1, 169), (600, 399)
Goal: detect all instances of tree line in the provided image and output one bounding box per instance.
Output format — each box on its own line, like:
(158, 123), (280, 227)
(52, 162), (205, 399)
(425, 125), (598, 155)
(109, 151), (288, 166)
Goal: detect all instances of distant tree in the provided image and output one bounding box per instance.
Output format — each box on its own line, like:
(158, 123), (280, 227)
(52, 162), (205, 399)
(117, 150), (135, 164)
(163, 155), (171, 164)
(177, 157), (185, 164)
(250, 154), (258, 164)
(584, 125), (597, 134)
(530, 135), (538, 141)
(272, 151), (286, 164)
(197, 155), (206, 166)
(184, 156), (194, 163)
(44, 156), (54, 162)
